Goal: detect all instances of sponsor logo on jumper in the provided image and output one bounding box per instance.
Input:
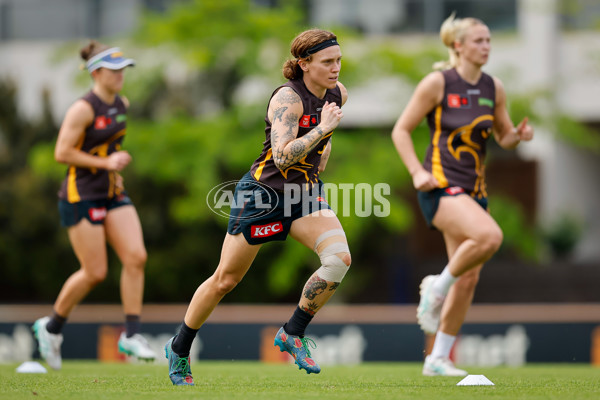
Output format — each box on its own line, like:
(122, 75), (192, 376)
(116, 114), (127, 123)
(447, 94), (470, 108)
(299, 114), (319, 128)
(89, 207), (107, 221)
(251, 222), (283, 238)
(94, 115), (112, 129)
(445, 186), (465, 195)
(478, 97), (494, 108)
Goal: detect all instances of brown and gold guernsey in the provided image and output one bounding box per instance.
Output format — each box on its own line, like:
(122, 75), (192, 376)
(423, 68), (496, 198)
(58, 91), (128, 203)
(250, 78), (342, 191)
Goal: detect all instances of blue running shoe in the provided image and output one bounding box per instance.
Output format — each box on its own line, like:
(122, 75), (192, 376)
(165, 336), (194, 386)
(273, 327), (321, 374)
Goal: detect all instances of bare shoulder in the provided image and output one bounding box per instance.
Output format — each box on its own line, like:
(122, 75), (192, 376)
(58, 99), (95, 138)
(268, 86), (303, 122)
(420, 71), (445, 91)
(336, 81), (348, 106)
(492, 76), (506, 92)
(272, 86), (302, 106)
(414, 71), (445, 105)
(66, 99), (94, 123)
(120, 95), (130, 109)
(491, 75), (506, 102)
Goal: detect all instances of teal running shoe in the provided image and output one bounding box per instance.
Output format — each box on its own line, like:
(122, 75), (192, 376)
(165, 336), (194, 386)
(118, 332), (156, 361)
(423, 355), (468, 376)
(32, 317), (63, 370)
(273, 327), (321, 374)
(416, 274), (445, 334)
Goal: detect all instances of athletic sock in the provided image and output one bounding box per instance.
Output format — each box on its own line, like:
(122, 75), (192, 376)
(430, 331), (457, 359)
(125, 314), (140, 338)
(432, 266), (458, 297)
(45, 311), (67, 334)
(171, 321), (198, 357)
(283, 306), (314, 337)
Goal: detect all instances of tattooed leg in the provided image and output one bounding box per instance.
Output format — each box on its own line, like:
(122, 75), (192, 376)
(298, 273), (339, 316)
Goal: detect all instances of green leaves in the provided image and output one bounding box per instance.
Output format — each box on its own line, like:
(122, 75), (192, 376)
(554, 115), (600, 154)
(136, 0), (303, 73)
(6, 0), (586, 303)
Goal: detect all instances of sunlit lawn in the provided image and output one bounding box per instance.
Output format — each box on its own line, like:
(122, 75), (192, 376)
(1, 361), (599, 400)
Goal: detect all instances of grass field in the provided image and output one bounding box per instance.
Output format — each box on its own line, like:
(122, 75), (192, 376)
(1, 361), (598, 400)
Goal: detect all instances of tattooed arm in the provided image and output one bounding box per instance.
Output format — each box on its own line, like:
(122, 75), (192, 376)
(267, 87), (343, 171)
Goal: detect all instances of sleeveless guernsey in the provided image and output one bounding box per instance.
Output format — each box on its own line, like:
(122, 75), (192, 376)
(250, 78), (342, 191)
(423, 68), (496, 198)
(58, 91), (128, 202)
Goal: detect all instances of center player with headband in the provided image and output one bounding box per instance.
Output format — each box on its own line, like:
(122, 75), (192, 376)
(165, 29), (350, 386)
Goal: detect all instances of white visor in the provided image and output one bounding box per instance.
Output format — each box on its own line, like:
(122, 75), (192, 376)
(85, 47), (135, 72)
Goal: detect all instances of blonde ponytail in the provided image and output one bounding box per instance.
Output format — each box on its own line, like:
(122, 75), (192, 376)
(432, 13), (486, 70)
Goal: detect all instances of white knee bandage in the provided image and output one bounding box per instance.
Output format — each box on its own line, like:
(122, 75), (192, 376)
(314, 229), (350, 283)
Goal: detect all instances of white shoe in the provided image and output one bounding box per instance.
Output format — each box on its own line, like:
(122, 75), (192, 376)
(32, 317), (63, 370)
(416, 275), (445, 334)
(118, 333), (156, 361)
(423, 355), (468, 376)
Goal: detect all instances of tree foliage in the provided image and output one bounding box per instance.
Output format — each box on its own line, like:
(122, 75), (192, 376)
(4, 0), (593, 304)
(120, 0), (421, 301)
(0, 81), (75, 301)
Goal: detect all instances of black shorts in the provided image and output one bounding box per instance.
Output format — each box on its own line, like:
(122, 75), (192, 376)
(58, 194), (133, 227)
(417, 186), (488, 229)
(227, 172), (331, 245)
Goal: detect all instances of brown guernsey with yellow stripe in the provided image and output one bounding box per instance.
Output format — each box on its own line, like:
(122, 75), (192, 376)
(58, 91), (127, 202)
(423, 68), (496, 198)
(250, 78), (342, 191)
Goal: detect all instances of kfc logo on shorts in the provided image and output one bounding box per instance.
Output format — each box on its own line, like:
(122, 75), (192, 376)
(251, 222), (283, 238)
(445, 186), (465, 195)
(89, 207), (108, 222)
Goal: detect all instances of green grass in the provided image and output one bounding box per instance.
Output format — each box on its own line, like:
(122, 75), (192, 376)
(1, 361), (598, 400)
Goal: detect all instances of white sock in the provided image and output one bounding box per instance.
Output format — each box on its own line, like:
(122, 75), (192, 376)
(430, 331), (457, 360)
(432, 266), (458, 297)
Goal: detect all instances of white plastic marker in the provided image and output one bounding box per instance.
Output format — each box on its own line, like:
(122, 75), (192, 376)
(16, 361), (47, 373)
(456, 374), (494, 386)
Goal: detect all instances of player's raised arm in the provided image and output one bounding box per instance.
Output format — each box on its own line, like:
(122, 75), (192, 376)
(492, 77), (534, 149)
(268, 87), (342, 171)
